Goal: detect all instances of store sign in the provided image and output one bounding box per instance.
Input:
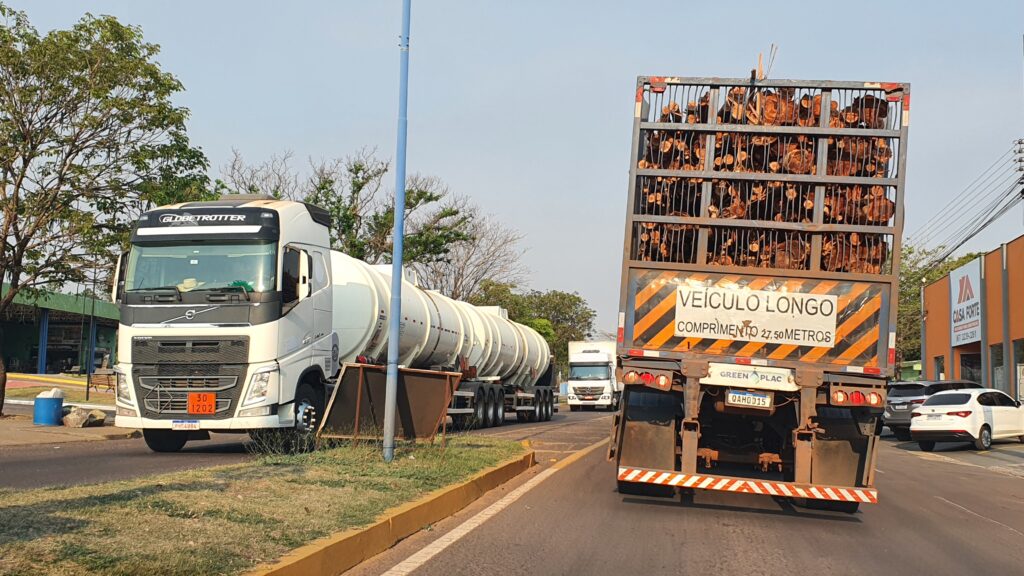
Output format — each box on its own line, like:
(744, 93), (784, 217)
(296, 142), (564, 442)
(949, 259), (982, 346)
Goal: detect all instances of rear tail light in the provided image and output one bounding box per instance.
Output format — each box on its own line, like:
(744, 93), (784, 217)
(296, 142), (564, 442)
(655, 374), (670, 388)
(832, 390), (847, 403)
(910, 399), (925, 405)
(947, 411), (972, 418)
(640, 372), (655, 385)
(910, 412), (923, 418)
(850, 391), (866, 405)
(623, 371), (639, 384)
(868, 392), (881, 406)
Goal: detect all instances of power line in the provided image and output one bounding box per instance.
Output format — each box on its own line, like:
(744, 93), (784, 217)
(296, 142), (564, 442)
(919, 170), (1021, 250)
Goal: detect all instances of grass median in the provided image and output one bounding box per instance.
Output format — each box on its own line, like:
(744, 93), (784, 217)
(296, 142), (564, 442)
(0, 435), (523, 576)
(4, 386), (114, 406)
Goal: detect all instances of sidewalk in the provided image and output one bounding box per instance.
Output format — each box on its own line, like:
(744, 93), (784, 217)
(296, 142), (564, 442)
(0, 414), (139, 447)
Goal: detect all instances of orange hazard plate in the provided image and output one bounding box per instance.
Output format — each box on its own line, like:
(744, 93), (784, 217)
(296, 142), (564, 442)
(188, 392), (217, 415)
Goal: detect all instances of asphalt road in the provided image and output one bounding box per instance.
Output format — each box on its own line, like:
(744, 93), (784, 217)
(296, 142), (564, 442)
(348, 421), (1024, 576)
(0, 404), (608, 490)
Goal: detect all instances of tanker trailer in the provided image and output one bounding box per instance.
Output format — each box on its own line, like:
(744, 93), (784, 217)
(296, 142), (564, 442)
(328, 252), (556, 431)
(110, 196), (554, 453)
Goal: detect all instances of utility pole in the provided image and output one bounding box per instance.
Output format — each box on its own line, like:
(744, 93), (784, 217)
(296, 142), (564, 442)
(383, 0), (412, 463)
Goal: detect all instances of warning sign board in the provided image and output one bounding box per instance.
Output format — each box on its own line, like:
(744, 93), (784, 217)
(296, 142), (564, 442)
(674, 285), (839, 348)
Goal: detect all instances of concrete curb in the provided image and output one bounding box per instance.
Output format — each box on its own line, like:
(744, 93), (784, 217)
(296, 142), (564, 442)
(247, 447), (537, 576)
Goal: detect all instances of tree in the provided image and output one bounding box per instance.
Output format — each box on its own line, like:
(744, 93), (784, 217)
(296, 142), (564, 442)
(897, 245), (981, 366)
(411, 201), (528, 300)
(224, 149), (472, 265)
(470, 281), (596, 374)
(0, 5), (209, 413)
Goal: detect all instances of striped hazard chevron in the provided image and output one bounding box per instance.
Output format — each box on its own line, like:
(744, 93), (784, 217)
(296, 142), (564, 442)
(617, 467), (878, 504)
(629, 270), (885, 366)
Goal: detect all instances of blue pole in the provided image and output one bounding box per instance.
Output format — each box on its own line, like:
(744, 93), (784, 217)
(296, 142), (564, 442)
(383, 0), (412, 463)
(36, 308), (49, 374)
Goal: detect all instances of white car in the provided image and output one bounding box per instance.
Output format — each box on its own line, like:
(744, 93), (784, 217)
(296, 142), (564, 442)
(910, 388), (1024, 451)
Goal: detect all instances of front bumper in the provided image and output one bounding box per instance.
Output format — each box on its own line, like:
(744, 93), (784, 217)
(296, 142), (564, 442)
(882, 410), (914, 427)
(115, 412), (290, 431)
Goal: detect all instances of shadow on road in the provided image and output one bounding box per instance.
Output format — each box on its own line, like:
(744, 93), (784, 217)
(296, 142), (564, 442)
(618, 493), (863, 523)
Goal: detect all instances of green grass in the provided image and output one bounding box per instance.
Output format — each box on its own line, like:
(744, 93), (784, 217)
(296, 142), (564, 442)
(4, 386), (114, 406)
(0, 436), (523, 576)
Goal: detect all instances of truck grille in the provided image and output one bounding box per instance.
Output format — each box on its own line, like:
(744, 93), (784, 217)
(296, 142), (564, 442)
(574, 386), (605, 396)
(131, 337), (249, 419)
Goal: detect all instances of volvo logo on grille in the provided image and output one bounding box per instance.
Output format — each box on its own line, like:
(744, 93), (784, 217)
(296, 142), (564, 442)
(185, 309), (197, 320)
(162, 306), (221, 324)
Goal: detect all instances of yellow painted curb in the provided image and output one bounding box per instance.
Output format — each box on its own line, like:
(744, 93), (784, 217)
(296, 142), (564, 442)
(247, 449), (537, 576)
(9, 373), (88, 387)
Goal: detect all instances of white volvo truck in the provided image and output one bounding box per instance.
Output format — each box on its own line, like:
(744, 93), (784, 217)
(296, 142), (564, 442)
(112, 196), (555, 452)
(566, 341), (621, 411)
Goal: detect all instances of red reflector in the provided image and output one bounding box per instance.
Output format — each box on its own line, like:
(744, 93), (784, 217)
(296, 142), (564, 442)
(947, 411), (972, 418)
(628, 349), (643, 357)
(887, 348), (896, 365)
(850, 391), (866, 405)
(734, 357), (752, 365)
(617, 327), (624, 343)
(864, 367), (882, 376)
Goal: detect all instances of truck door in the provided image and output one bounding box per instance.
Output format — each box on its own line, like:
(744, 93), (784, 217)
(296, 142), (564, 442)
(310, 250), (335, 376)
(279, 246), (315, 404)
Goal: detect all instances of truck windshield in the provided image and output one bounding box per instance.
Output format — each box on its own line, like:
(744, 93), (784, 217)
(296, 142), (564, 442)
(125, 242), (277, 293)
(569, 364), (611, 380)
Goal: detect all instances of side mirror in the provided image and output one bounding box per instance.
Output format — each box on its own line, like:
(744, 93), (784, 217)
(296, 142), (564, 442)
(297, 250), (311, 302)
(112, 252), (128, 303)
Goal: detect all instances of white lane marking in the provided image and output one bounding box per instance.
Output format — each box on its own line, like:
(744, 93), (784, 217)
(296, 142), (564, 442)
(875, 469), (885, 474)
(935, 496), (1024, 539)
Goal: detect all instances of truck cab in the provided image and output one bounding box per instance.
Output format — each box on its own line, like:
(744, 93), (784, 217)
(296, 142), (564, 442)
(566, 341), (620, 411)
(111, 196), (338, 452)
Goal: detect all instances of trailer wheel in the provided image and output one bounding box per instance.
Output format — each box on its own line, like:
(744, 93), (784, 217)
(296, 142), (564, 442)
(528, 393), (540, 422)
(493, 390), (505, 427)
(543, 392), (553, 421)
(482, 389), (495, 428)
(143, 429), (189, 453)
(473, 388), (487, 428)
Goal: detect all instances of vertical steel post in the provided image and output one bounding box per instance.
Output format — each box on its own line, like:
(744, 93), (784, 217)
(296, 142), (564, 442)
(36, 308), (49, 374)
(383, 0), (412, 463)
(980, 258), (989, 388)
(86, 261), (97, 401)
(1002, 244), (1014, 397)
(920, 279), (927, 379)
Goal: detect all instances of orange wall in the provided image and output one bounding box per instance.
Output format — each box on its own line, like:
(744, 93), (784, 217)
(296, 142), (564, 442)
(923, 276), (950, 379)
(1009, 238), (1024, 343)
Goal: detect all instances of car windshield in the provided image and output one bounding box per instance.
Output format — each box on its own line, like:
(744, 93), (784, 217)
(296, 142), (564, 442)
(569, 364), (611, 380)
(889, 385), (925, 398)
(126, 242), (277, 293)
(923, 393), (971, 406)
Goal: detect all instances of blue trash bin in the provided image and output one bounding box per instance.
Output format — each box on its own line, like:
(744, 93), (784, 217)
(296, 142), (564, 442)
(33, 397), (64, 426)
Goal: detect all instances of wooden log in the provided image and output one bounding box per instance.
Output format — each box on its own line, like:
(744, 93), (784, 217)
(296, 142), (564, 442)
(782, 148), (815, 174)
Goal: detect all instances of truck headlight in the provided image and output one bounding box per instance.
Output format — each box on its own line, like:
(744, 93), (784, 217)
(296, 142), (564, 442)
(115, 368), (132, 403)
(244, 366), (278, 406)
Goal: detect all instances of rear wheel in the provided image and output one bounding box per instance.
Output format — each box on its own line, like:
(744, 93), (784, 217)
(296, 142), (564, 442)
(542, 392), (553, 421)
(143, 429), (189, 453)
(918, 440), (936, 452)
(974, 425), (992, 451)
(482, 389), (495, 428)
(473, 388), (487, 428)
(493, 391), (505, 427)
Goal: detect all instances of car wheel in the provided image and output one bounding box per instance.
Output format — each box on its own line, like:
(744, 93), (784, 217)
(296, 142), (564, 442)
(974, 425), (992, 451)
(918, 441), (935, 452)
(143, 429), (188, 453)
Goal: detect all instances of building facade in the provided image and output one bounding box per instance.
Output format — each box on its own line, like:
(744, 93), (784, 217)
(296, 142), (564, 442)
(922, 234), (1024, 398)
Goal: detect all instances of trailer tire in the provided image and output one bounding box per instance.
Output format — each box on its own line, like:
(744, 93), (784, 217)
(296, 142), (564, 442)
(528, 394), (540, 422)
(482, 389), (495, 428)
(143, 429), (189, 453)
(473, 388), (487, 428)
(543, 392), (553, 421)
(493, 390), (505, 427)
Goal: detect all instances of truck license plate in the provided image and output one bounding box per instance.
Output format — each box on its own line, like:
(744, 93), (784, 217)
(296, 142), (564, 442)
(171, 420), (200, 431)
(726, 390), (772, 409)
(188, 392), (217, 415)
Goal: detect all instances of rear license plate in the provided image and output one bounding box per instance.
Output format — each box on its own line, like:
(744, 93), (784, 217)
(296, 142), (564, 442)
(171, 420), (200, 431)
(726, 390), (772, 409)
(927, 414), (941, 420)
(892, 404), (907, 410)
(188, 392), (217, 415)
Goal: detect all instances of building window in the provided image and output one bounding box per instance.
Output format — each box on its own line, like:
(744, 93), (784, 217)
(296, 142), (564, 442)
(991, 344), (1006, 393)
(1014, 339), (1024, 399)
(960, 353), (982, 385)
(934, 356), (945, 380)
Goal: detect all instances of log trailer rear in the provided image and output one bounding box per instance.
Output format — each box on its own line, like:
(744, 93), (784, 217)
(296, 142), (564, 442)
(609, 76), (909, 512)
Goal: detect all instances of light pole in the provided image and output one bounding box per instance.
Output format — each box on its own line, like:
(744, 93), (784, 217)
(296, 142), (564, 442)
(86, 257), (97, 402)
(383, 0), (412, 463)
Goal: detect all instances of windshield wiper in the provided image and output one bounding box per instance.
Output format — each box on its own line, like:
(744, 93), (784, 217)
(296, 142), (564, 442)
(127, 285), (182, 301)
(195, 285), (251, 301)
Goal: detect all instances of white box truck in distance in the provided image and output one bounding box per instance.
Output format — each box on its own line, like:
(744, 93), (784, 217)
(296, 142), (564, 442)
(566, 341), (620, 411)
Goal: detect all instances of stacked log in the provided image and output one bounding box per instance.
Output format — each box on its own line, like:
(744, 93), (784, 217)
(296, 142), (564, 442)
(634, 87), (895, 274)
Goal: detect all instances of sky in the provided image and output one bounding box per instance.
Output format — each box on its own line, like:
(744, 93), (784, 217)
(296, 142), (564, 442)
(17, 0), (1024, 332)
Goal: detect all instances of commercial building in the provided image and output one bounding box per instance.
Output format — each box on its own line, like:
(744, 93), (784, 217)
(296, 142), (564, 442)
(922, 234), (1024, 398)
(0, 284), (118, 375)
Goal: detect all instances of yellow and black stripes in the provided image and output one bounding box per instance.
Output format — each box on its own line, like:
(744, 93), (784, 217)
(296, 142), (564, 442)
(628, 270), (884, 367)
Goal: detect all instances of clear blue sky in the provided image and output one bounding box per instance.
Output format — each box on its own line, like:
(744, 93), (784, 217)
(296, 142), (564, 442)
(20, 0), (1024, 331)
